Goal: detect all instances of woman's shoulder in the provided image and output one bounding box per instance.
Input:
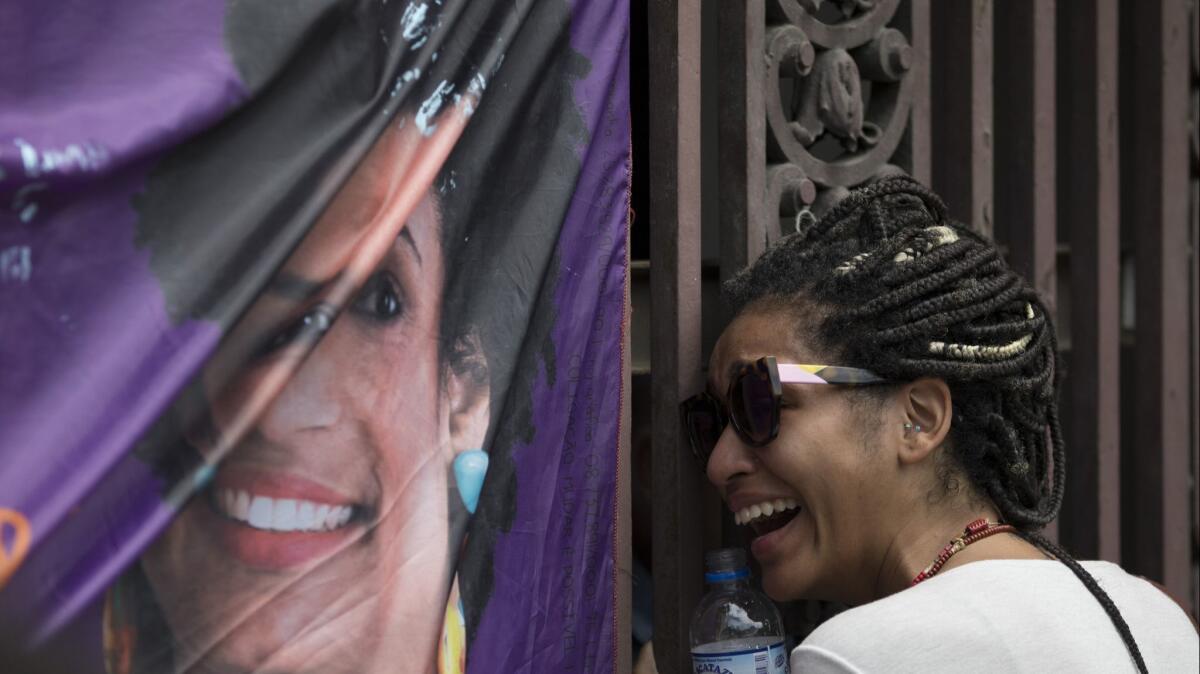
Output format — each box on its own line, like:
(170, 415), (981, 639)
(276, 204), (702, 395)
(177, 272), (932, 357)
(789, 564), (1025, 672)
(801, 558), (1193, 638)
(792, 559), (1198, 673)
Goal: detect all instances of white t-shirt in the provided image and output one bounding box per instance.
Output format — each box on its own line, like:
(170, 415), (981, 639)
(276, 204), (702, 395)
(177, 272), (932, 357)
(791, 560), (1198, 673)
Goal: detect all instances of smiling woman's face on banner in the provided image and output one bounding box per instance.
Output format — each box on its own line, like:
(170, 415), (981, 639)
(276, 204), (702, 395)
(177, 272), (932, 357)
(140, 111), (490, 674)
(0, 1), (627, 671)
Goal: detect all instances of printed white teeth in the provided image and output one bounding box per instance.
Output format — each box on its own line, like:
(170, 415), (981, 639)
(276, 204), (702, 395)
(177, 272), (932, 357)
(272, 499), (297, 530)
(248, 496), (272, 529)
(235, 491), (250, 520)
(297, 501), (315, 529)
(213, 489), (354, 532)
(734, 498), (799, 526)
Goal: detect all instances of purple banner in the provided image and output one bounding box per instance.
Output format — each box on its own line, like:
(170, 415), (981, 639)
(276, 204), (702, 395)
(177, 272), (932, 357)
(1, 1), (629, 672)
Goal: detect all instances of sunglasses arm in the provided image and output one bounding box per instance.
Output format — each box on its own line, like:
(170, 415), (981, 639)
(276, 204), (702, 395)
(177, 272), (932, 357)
(776, 364), (833, 385)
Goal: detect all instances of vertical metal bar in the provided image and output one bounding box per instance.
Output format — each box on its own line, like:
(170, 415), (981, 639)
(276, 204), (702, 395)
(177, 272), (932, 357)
(717, 0), (766, 285)
(715, 0), (764, 555)
(1190, 0), (1200, 622)
(1058, 0), (1122, 562)
(931, 0), (994, 235)
(1121, 0), (1193, 613)
(897, 0), (931, 184)
(616, 234), (632, 674)
(995, 0), (1066, 546)
(648, 1), (704, 670)
(994, 0), (1057, 311)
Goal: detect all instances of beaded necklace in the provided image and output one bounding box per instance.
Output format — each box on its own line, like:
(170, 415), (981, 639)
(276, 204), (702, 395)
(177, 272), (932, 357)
(910, 518), (1015, 586)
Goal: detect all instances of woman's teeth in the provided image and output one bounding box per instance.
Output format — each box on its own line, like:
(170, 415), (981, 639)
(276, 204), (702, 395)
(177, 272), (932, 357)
(212, 489), (354, 532)
(733, 498), (799, 526)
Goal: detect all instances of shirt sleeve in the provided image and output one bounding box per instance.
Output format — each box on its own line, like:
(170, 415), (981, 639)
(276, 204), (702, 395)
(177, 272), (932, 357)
(790, 644), (868, 673)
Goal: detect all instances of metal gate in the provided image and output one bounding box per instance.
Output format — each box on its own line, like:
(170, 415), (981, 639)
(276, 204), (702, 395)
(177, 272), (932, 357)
(640, 1), (1198, 670)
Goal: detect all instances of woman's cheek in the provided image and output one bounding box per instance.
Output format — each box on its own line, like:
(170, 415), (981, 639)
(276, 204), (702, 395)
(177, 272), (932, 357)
(359, 332), (443, 436)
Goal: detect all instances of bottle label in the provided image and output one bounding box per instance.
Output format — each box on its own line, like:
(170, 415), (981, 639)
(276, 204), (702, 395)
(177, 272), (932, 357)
(690, 640), (788, 674)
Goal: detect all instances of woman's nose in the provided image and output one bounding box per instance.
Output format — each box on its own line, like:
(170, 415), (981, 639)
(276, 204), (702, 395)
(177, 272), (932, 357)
(257, 345), (341, 439)
(705, 426), (758, 487)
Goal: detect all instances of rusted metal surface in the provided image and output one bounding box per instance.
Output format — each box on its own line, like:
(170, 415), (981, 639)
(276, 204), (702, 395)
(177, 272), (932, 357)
(648, 1), (704, 671)
(1058, 0), (1123, 562)
(931, 0), (993, 236)
(1119, 0), (1194, 615)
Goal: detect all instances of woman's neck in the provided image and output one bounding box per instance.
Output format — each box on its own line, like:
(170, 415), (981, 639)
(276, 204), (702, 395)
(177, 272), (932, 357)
(871, 503), (1045, 600)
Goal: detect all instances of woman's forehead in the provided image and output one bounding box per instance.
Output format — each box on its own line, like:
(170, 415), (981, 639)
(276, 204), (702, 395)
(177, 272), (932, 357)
(404, 192), (442, 260)
(708, 310), (819, 387)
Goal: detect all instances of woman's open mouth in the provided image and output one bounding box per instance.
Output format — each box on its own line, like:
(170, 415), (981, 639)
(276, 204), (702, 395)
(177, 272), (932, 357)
(210, 488), (360, 533)
(734, 498), (801, 537)
(734, 498), (803, 560)
(199, 467), (371, 571)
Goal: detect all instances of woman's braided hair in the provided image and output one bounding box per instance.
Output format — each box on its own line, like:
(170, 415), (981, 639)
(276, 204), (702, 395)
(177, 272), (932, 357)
(723, 176), (1146, 672)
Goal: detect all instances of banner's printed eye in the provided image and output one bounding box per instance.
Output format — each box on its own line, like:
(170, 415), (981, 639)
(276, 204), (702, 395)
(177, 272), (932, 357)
(262, 305), (334, 356)
(352, 271), (405, 322)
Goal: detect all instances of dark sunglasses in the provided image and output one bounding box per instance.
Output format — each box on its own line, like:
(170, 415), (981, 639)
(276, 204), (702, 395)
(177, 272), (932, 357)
(679, 356), (888, 470)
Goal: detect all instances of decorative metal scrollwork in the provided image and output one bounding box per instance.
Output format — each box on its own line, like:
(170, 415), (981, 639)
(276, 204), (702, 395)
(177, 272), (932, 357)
(764, 0), (914, 237)
(765, 163), (817, 248)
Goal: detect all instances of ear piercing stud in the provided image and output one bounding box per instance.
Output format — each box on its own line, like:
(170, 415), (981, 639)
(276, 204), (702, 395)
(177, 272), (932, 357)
(903, 422), (923, 433)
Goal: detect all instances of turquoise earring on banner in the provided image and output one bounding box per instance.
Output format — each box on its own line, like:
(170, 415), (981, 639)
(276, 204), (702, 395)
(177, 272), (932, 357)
(454, 450), (489, 514)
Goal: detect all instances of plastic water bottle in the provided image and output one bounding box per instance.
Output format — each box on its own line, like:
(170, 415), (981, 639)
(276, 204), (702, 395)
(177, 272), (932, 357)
(690, 548), (789, 674)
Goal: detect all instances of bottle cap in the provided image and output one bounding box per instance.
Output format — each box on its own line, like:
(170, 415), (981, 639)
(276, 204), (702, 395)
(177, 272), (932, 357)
(704, 548), (749, 583)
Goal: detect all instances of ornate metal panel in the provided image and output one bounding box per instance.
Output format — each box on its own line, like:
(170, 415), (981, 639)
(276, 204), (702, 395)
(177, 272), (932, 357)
(720, 0), (926, 267)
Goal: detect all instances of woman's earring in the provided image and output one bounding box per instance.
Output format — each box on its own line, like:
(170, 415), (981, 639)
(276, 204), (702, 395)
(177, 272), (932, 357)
(453, 450), (489, 514)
